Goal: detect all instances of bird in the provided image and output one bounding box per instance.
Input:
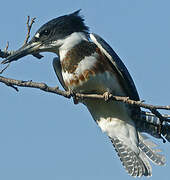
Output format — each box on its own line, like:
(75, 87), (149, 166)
(2, 10), (170, 177)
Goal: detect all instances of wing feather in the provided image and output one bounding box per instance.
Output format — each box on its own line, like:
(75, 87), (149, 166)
(53, 57), (68, 90)
(90, 33), (139, 101)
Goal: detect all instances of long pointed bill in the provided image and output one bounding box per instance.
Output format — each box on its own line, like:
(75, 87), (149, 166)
(1, 42), (42, 64)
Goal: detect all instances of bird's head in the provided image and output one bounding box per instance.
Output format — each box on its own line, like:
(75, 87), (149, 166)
(2, 10), (89, 64)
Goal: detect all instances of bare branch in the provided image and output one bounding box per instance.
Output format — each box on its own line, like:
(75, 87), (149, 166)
(0, 16), (43, 63)
(74, 93), (170, 111)
(0, 75), (170, 113)
(0, 75), (70, 98)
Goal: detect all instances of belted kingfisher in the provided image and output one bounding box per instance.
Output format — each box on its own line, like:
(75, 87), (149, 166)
(2, 10), (170, 177)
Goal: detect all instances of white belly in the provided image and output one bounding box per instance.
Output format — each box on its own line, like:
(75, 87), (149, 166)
(64, 70), (126, 96)
(71, 70), (139, 153)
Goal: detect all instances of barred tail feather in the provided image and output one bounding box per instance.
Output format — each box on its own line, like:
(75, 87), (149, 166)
(110, 137), (152, 177)
(138, 133), (166, 166)
(109, 134), (165, 177)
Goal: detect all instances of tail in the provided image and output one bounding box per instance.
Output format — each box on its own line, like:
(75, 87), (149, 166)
(136, 111), (170, 142)
(110, 136), (152, 177)
(138, 133), (165, 166)
(109, 133), (165, 177)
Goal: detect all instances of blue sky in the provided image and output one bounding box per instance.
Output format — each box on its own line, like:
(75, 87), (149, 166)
(0, 0), (170, 180)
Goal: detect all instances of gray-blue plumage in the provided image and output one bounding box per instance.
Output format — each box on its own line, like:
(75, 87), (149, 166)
(90, 33), (139, 101)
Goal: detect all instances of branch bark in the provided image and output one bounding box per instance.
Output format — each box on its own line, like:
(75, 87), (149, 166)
(0, 75), (70, 98)
(1, 75), (170, 112)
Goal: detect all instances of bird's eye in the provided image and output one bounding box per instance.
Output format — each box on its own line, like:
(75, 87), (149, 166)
(42, 29), (50, 36)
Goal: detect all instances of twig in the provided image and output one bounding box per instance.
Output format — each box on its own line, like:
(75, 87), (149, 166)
(23, 16), (36, 46)
(4, 41), (9, 51)
(0, 63), (10, 74)
(0, 16), (43, 62)
(22, 16), (43, 59)
(4, 81), (19, 92)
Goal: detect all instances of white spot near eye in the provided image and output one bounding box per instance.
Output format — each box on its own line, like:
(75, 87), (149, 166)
(35, 33), (40, 38)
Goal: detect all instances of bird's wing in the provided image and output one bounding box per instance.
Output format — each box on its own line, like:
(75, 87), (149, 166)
(53, 57), (68, 91)
(90, 33), (140, 101)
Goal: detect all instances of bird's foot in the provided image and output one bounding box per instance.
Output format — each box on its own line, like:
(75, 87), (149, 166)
(68, 89), (79, 105)
(103, 91), (111, 102)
